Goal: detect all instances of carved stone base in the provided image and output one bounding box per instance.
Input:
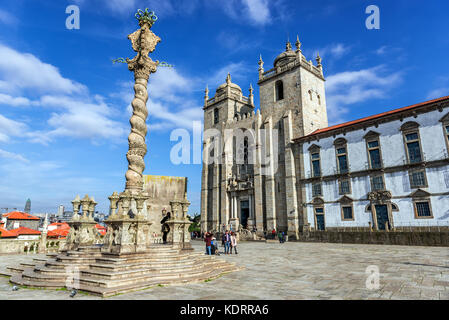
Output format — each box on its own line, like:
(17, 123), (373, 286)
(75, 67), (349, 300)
(102, 217), (152, 255)
(62, 220), (100, 252)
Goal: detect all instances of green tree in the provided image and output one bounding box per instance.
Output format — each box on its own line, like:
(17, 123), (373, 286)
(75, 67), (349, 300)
(188, 213), (201, 232)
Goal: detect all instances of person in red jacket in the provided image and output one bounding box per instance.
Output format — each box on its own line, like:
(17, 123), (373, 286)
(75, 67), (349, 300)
(204, 232), (213, 255)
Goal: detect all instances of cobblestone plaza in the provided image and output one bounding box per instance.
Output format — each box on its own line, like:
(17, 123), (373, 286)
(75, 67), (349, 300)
(1, 241), (448, 300)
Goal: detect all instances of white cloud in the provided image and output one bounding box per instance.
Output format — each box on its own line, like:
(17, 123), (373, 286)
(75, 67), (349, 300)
(242, 0), (271, 25)
(0, 114), (28, 142)
(0, 43), (128, 144)
(0, 44), (86, 95)
(0, 93), (38, 107)
(0, 149), (28, 162)
(0, 9), (17, 26)
(326, 65), (403, 124)
(427, 88), (449, 100)
(309, 43), (350, 60)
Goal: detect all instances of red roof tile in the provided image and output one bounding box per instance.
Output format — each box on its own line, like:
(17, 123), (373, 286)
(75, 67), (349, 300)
(3, 211), (40, 220)
(0, 227), (17, 238)
(47, 229), (69, 238)
(48, 222), (70, 230)
(95, 224), (107, 236)
(10, 226), (41, 236)
(297, 95), (449, 140)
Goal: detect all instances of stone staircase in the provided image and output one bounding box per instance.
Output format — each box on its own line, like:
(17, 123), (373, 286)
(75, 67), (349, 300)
(7, 244), (242, 297)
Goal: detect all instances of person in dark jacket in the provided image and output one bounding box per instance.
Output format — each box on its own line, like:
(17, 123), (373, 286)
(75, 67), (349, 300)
(160, 211), (171, 244)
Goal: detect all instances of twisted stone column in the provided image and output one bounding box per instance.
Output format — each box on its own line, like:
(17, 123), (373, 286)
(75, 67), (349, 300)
(124, 10), (160, 191)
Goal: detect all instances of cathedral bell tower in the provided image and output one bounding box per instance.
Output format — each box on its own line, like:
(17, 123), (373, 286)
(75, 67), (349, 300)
(258, 36), (328, 137)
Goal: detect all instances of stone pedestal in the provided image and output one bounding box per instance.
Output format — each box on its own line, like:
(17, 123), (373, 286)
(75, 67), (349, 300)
(102, 190), (153, 254)
(62, 195), (101, 251)
(102, 218), (151, 254)
(167, 196), (192, 250)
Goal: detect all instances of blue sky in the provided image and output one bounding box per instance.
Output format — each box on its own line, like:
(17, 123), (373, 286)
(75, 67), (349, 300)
(0, 0), (448, 215)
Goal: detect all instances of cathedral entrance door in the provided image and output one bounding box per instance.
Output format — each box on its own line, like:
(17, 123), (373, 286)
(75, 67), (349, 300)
(375, 205), (389, 230)
(314, 208), (325, 231)
(240, 200), (249, 229)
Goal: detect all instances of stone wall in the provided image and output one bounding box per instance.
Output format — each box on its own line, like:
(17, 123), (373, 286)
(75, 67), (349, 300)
(0, 239), (61, 255)
(5, 219), (39, 230)
(143, 175), (187, 239)
(298, 230), (449, 247)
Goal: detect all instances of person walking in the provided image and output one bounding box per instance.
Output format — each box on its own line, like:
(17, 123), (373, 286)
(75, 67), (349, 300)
(221, 232), (226, 248)
(224, 230), (231, 254)
(230, 232), (238, 254)
(160, 211), (171, 244)
(211, 236), (216, 255)
(271, 228), (276, 240)
(278, 230), (283, 243)
(204, 232), (213, 255)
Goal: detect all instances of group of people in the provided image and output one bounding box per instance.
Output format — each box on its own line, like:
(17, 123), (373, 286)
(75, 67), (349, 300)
(266, 228), (286, 243)
(203, 230), (238, 255)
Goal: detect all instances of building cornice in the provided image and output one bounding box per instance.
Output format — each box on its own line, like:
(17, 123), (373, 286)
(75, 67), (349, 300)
(294, 96), (449, 144)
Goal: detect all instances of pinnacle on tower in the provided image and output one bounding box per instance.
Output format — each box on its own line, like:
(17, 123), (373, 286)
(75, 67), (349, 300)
(286, 40), (292, 51)
(316, 52), (322, 67)
(226, 73), (231, 84)
(204, 84), (209, 105)
(295, 35), (301, 51)
(258, 54), (264, 78)
(249, 84), (254, 105)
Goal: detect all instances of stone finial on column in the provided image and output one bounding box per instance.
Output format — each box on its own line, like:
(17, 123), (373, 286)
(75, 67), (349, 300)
(135, 191), (147, 218)
(258, 54), (264, 80)
(108, 192), (120, 217)
(88, 196), (97, 221)
(71, 195), (81, 221)
(80, 195), (91, 220)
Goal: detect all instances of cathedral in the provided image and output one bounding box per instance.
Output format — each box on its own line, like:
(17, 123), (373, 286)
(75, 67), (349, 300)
(200, 37), (449, 240)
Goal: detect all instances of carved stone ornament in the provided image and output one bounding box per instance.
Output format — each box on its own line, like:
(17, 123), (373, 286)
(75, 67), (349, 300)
(368, 190), (392, 203)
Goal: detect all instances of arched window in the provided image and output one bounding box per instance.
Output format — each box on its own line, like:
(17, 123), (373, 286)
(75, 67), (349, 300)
(213, 108), (219, 124)
(317, 95), (321, 105)
(275, 80), (284, 101)
(308, 90), (313, 101)
(243, 137), (249, 165)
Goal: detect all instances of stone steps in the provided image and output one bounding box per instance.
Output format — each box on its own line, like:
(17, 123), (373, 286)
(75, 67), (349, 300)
(81, 260), (230, 281)
(78, 263), (238, 289)
(7, 245), (242, 296)
(79, 265), (241, 297)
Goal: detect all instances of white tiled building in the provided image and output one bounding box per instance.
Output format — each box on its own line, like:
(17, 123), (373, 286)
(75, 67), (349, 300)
(296, 97), (449, 231)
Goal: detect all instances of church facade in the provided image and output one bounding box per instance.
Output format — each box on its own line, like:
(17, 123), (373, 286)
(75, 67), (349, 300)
(200, 37), (449, 239)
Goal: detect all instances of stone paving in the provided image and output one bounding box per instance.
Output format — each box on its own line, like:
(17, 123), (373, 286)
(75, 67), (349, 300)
(0, 240), (448, 300)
